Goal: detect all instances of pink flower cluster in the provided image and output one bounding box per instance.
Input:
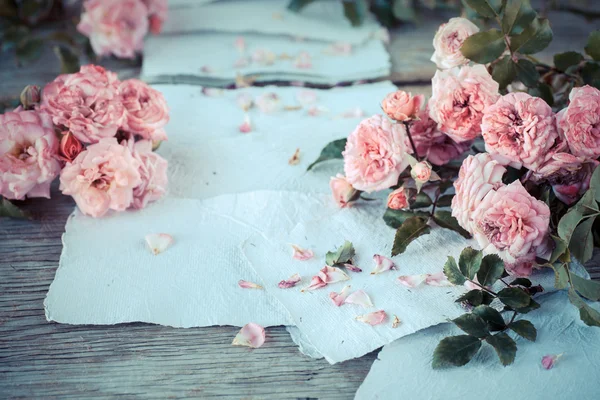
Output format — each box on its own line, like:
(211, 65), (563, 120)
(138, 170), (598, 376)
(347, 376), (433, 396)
(77, 0), (167, 59)
(1, 65), (169, 218)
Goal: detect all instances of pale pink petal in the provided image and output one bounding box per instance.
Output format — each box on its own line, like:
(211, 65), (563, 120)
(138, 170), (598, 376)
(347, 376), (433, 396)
(343, 263), (362, 273)
(301, 275), (327, 292)
(291, 244), (314, 261)
(236, 93), (253, 111)
(234, 36), (246, 53)
(307, 106), (328, 116)
(396, 274), (428, 288)
(356, 310), (387, 326)
(296, 89), (317, 105)
(255, 93), (281, 113)
(371, 254), (397, 275)
(239, 114), (252, 133)
(202, 88), (224, 97)
(288, 148), (301, 165)
(318, 266), (350, 283)
(238, 280), (263, 290)
(340, 107), (365, 119)
(278, 273), (301, 289)
(145, 233), (173, 255)
(323, 42), (352, 55)
(329, 285), (352, 306)
(392, 315), (401, 328)
(425, 271), (453, 287)
(232, 323), (265, 348)
(294, 52), (312, 69)
(344, 290), (373, 308)
(542, 353), (563, 370)
(201, 65), (213, 73)
(234, 57), (250, 68)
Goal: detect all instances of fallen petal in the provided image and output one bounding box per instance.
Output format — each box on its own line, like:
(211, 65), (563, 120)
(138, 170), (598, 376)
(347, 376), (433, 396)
(318, 265), (350, 283)
(233, 57), (250, 68)
(278, 273), (301, 289)
(145, 233), (173, 255)
(238, 280), (263, 290)
(307, 106), (328, 116)
(343, 263), (362, 273)
(329, 285), (352, 306)
(425, 271), (453, 287)
(542, 353), (564, 370)
(392, 315), (401, 328)
(291, 244), (314, 261)
(202, 87), (224, 97)
(232, 323), (265, 348)
(371, 254), (396, 275)
(296, 89), (317, 105)
(323, 42), (352, 55)
(252, 48), (276, 65)
(239, 114), (252, 133)
(344, 290), (373, 308)
(356, 310), (387, 326)
(340, 107), (365, 119)
(301, 275), (327, 292)
(396, 274), (428, 288)
(236, 93), (254, 111)
(234, 36), (246, 53)
(201, 65), (213, 73)
(288, 148), (301, 165)
(294, 51), (312, 69)
(255, 92), (281, 113)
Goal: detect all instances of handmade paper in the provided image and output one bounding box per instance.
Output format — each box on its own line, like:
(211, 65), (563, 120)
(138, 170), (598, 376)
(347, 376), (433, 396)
(355, 291), (600, 400)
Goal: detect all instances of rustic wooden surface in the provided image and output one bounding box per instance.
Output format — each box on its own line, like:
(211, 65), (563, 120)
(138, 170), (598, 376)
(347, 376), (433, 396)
(2, 5), (600, 399)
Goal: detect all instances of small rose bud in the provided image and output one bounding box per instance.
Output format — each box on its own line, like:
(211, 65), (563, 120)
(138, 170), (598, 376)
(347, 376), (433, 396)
(387, 187), (409, 210)
(381, 91), (424, 122)
(330, 174), (358, 208)
(411, 161), (433, 183)
(20, 85), (41, 109)
(541, 353), (563, 370)
(59, 131), (83, 163)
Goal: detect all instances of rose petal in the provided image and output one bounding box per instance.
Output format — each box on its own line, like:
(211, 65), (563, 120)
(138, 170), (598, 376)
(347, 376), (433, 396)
(294, 51), (312, 69)
(318, 266), (350, 283)
(396, 274), (428, 288)
(291, 245), (314, 261)
(255, 92), (280, 113)
(371, 254), (396, 275)
(278, 273), (301, 289)
(340, 107), (365, 118)
(542, 353), (563, 370)
(344, 290), (373, 308)
(239, 114), (252, 133)
(288, 148), (301, 165)
(329, 285), (352, 306)
(238, 280), (263, 290)
(145, 233), (173, 255)
(425, 271), (453, 286)
(301, 275), (327, 292)
(236, 93), (253, 111)
(234, 36), (246, 53)
(392, 315), (401, 328)
(201, 65), (213, 73)
(232, 323), (265, 348)
(202, 88), (224, 97)
(343, 263), (362, 273)
(356, 310), (387, 326)
(296, 89), (317, 106)
(307, 106), (328, 116)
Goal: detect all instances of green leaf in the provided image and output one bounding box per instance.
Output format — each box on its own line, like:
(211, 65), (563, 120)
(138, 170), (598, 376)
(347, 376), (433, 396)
(342, 0), (368, 27)
(432, 335), (482, 369)
(371, 0), (395, 28)
(553, 263), (569, 290)
(0, 198), (29, 219)
(571, 273), (600, 301)
(444, 256), (466, 286)
(53, 45), (80, 74)
(287, 0), (316, 12)
(411, 192), (432, 209)
(16, 37), (43, 66)
(589, 165), (600, 201)
(456, 290), (495, 306)
(432, 211), (471, 239)
(497, 287), (531, 309)
(549, 235), (568, 264)
(307, 138), (346, 171)
(436, 194), (453, 207)
(460, 29), (506, 64)
(569, 216), (596, 263)
(325, 240), (355, 266)
(528, 82), (553, 107)
(463, 0), (503, 18)
(558, 191), (596, 243)
(391, 216), (431, 256)
(476, 254), (505, 287)
(515, 59), (540, 88)
(511, 278), (532, 287)
(2, 25), (29, 50)
(568, 288), (600, 328)
(391, 0), (416, 22)
(554, 51), (584, 72)
(581, 62), (600, 89)
(514, 298), (540, 314)
(492, 55), (517, 90)
(452, 314), (490, 338)
(502, 0), (535, 35)
(458, 247), (483, 280)
(510, 319), (537, 341)
(510, 18), (553, 55)
(472, 305), (506, 331)
(485, 332), (517, 366)
(585, 31), (600, 61)
(383, 208), (429, 229)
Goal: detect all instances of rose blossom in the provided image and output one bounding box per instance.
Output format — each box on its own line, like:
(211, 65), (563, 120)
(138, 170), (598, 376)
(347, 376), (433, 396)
(556, 85), (600, 159)
(387, 187), (409, 210)
(452, 153), (506, 232)
(120, 79), (169, 141)
(129, 140), (168, 209)
(41, 65), (124, 144)
(471, 180), (550, 276)
(330, 174), (358, 208)
(431, 17), (480, 70)
(381, 91), (424, 122)
(77, 0), (149, 59)
(429, 65), (500, 143)
(59, 138), (142, 218)
(59, 131), (84, 163)
(142, 0), (168, 34)
(343, 115), (409, 193)
(410, 108), (471, 165)
(0, 108), (60, 200)
(411, 161), (432, 183)
(482, 92), (558, 171)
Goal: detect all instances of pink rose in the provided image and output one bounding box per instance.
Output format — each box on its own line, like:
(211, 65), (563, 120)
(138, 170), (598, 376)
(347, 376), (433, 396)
(129, 140), (168, 209)
(59, 131), (84, 163)
(120, 79), (169, 141)
(431, 17), (480, 70)
(410, 108), (471, 165)
(482, 92), (558, 171)
(429, 65), (500, 143)
(41, 65), (124, 144)
(411, 161), (432, 183)
(0, 108), (60, 200)
(77, 0), (149, 59)
(471, 180), (550, 276)
(387, 187), (409, 210)
(330, 174), (358, 208)
(556, 85), (600, 159)
(452, 153), (506, 232)
(381, 91), (424, 122)
(343, 115), (409, 193)
(59, 138), (142, 217)
(142, 0), (168, 34)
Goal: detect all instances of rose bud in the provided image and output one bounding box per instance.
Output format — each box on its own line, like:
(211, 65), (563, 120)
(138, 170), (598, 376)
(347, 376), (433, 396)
(20, 85), (41, 109)
(330, 174), (358, 208)
(387, 187), (409, 210)
(59, 131), (84, 163)
(411, 161), (432, 182)
(381, 91), (424, 122)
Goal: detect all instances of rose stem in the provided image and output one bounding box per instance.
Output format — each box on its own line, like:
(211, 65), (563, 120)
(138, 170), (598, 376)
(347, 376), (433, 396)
(403, 121), (419, 160)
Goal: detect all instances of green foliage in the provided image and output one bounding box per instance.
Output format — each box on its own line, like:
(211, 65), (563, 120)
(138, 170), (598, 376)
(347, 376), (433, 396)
(410, 192), (432, 209)
(514, 58), (540, 88)
(432, 335), (482, 369)
(287, 0), (316, 12)
(458, 247), (482, 280)
(554, 51), (585, 71)
(585, 31), (600, 61)
(383, 209), (429, 229)
(509, 319), (537, 341)
(460, 29), (506, 64)
(391, 216), (431, 256)
(444, 256), (466, 286)
(485, 332), (517, 366)
(509, 18), (552, 54)
(456, 289), (494, 307)
(432, 210), (471, 239)
(568, 288), (600, 328)
(472, 305), (506, 331)
(53, 45), (80, 74)
(325, 240), (355, 267)
(463, 0), (503, 18)
(307, 139), (346, 171)
(492, 55), (517, 90)
(571, 273), (600, 301)
(342, 0), (369, 27)
(497, 287), (531, 308)
(476, 254), (504, 286)
(452, 314), (490, 338)
(0, 198), (29, 219)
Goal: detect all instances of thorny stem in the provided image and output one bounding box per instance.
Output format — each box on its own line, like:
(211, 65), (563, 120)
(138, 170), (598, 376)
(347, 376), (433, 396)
(467, 279), (498, 297)
(403, 121), (419, 161)
(499, 277), (511, 288)
(430, 188), (441, 216)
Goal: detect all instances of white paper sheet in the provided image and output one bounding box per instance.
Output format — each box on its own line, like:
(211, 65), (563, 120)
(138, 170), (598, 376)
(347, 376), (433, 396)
(355, 291), (600, 400)
(142, 32), (390, 85)
(242, 207), (590, 364)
